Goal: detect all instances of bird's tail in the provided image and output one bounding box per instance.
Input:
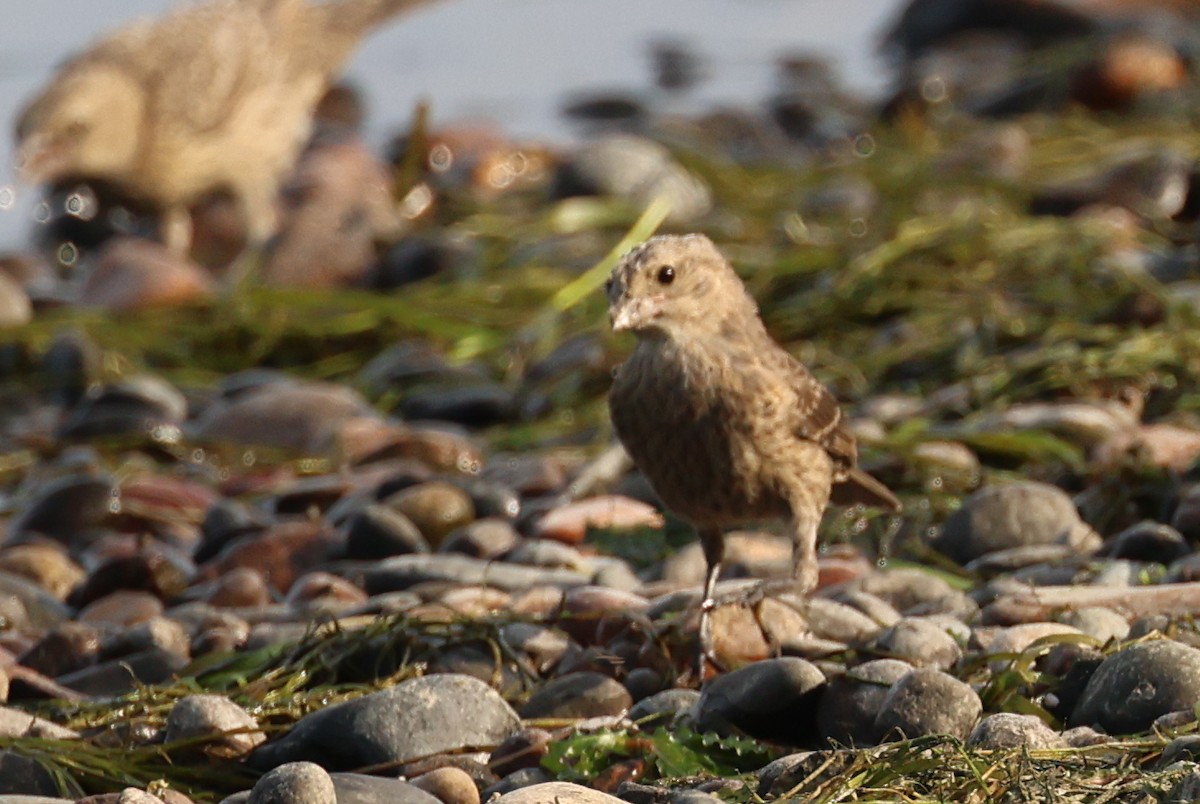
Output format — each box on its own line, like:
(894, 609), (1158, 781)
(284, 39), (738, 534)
(831, 468), (902, 512)
(320, 0), (445, 35)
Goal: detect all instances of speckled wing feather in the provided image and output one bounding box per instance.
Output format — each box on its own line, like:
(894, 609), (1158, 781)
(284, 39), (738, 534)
(771, 343), (902, 512)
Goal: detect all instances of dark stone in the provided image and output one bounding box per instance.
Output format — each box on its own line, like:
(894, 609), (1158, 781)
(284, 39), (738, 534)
(695, 657), (826, 744)
(1070, 639), (1200, 735)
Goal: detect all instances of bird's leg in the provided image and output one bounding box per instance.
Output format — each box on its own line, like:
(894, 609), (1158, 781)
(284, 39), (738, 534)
(160, 205), (193, 256)
(746, 497), (828, 657)
(789, 507), (822, 596)
(697, 526), (725, 677)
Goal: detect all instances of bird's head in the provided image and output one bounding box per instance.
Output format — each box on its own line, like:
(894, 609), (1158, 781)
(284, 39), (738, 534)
(606, 233), (759, 338)
(15, 66), (144, 186)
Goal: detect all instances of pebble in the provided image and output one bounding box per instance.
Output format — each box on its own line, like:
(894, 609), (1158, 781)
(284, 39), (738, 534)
(164, 694), (266, 758)
(249, 674), (519, 771)
(76, 237), (214, 311)
(554, 135), (712, 224)
(410, 766), (480, 804)
(874, 668), (982, 741)
(385, 482), (476, 548)
(247, 761), (336, 804)
(967, 712), (1067, 749)
(863, 617), (963, 670)
(933, 481), (1100, 565)
(518, 671), (632, 719)
(1070, 639), (1200, 734)
(492, 782), (626, 803)
(695, 657), (826, 744)
(816, 658), (912, 747)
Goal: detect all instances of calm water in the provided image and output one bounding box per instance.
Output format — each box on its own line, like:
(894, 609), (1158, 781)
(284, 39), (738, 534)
(0, 0), (906, 249)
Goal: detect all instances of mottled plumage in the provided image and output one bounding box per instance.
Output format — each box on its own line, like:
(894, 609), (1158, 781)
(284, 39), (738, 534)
(15, 0), (437, 253)
(607, 233), (900, 669)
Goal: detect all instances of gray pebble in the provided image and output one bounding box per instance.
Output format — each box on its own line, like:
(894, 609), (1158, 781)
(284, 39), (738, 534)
(519, 671), (631, 719)
(934, 481), (1099, 565)
(864, 618), (962, 670)
(874, 668), (982, 741)
(250, 674), (519, 771)
(165, 694), (265, 757)
(248, 761), (335, 804)
(1070, 639), (1200, 734)
(967, 713), (1066, 749)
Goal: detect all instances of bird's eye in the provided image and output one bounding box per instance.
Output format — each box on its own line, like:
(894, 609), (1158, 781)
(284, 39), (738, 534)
(604, 277), (614, 294)
(657, 265), (675, 285)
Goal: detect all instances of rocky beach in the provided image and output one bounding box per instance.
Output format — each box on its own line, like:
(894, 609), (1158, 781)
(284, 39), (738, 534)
(4, 0), (1200, 802)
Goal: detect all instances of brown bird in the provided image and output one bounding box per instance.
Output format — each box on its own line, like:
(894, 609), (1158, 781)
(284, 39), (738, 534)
(607, 233), (900, 671)
(14, 0), (438, 254)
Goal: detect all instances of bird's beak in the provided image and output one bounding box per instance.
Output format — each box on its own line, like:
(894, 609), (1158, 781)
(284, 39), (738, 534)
(15, 133), (63, 182)
(610, 295), (662, 332)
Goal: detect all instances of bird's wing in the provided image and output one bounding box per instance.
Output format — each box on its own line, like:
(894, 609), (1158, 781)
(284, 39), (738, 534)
(114, 3), (268, 134)
(751, 342), (854, 462)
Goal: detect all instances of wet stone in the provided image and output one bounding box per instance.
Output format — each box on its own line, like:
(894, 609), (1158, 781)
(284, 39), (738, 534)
(9, 473), (114, 545)
(1100, 521), (1189, 563)
(58, 375), (188, 440)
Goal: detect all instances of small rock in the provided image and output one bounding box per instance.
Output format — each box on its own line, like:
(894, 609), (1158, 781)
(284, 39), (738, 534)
(165, 694), (265, 758)
(518, 671), (631, 719)
(874, 668), (982, 741)
(248, 761), (335, 804)
(967, 713), (1066, 749)
(385, 482), (475, 548)
(816, 658), (912, 747)
(250, 674), (519, 771)
(933, 481), (1100, 565)
(1070, 639), (1200, 734)
(191, 381), (373, 454)
(410, 766), (480, 804)
(863, 618), (962, 670)
(628, 688), (700, 728)
(440, 519), (520, 559)
(1056, 607), (1129, 644)
(1100, 521), (1189, 564)
(400, 385), (517, 428)
(533, 496), (664, 544)
(77, 237), (214, 311)
(553, 135), (712, 224)
(0, 542), (85, 601)
(492, 781), (626, 803)
(695, 657), (826, 743)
